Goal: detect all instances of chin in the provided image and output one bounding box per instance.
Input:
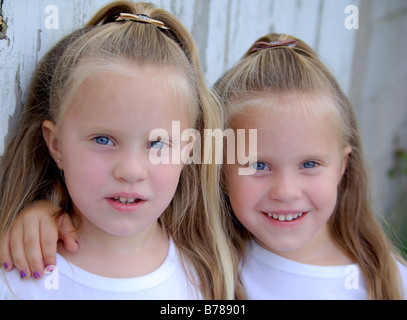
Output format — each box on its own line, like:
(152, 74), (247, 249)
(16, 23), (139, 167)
(100, 224), (142, 237)
(259, 237), (307, 255)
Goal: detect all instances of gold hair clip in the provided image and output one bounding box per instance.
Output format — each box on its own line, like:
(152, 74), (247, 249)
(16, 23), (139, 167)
(250, 39), (297, 52)
(116, 13), (169, 30)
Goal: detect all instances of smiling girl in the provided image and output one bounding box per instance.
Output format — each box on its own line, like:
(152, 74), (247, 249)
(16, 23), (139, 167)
(214, 33), (407, 300)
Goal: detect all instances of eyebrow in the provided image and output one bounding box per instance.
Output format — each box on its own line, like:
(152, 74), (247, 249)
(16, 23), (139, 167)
(255, 150), (332, 161)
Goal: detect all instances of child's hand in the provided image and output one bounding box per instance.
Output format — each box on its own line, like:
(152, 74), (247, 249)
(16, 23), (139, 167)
(0, 201), (79, 279)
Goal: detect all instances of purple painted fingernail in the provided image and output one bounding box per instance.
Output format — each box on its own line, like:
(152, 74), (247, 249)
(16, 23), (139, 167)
(20, 270), (27, 279)
(3, 262), (9, 269)
(45, 265), (56, 273)
(33, 271), (41, 279)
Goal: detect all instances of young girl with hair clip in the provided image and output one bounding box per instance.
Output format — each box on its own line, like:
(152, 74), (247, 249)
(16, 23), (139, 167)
(214, 33), (407, 300)
(0, 1), (243, 299)
(5, 27), (405, 300)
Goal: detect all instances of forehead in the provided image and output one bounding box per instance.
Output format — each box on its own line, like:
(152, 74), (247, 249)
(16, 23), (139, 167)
(230, 90), (340, 129)
(58, 66), (192, 136)
(230, 90), (345, 151)
(59, 60), (195, 125)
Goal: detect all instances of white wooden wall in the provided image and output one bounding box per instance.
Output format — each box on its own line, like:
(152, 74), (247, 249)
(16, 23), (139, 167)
(1, 0), (407, 220)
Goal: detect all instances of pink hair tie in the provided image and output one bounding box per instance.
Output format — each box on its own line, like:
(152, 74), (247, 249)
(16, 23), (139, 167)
(250, 39), (298, 52)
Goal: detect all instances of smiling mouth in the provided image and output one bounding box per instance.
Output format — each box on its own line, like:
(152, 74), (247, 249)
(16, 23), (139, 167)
(264, 212), (306, 222)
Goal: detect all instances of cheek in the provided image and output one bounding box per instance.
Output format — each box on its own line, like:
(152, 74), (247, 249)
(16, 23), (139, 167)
(305, 176), (339, 215)
(151, 165), (184, 217)
(62, 149), (108, 193)
(227, 172), (261, 221)
(152, 164), (183, 196)
(226, 167), (244, 206)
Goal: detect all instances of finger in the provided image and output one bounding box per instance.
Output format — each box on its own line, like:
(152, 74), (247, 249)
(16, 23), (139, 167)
(58, 213), (79, 253)
(0, 230), (14, 271)
(9, 221), (31, 280)
(22, 215), (49, 280)
(20, 200), (60, 278)
(39, 215), (58, 270)
(24, 202), (62, 279)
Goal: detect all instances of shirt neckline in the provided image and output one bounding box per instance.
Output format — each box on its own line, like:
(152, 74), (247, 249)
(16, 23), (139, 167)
(249, 239), (359, 279)
(55, 238), (177, 292)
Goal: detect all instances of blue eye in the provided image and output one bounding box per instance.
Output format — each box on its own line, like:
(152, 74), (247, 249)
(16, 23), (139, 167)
(252, 162), (271, 171)
(94, 136), (114, 146)
(302, 161), (318, 169)
(147, 141), (166, 150)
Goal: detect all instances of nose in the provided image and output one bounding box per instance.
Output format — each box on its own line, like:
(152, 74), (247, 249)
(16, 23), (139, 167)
(113, 152), (148, 183)
(268, 171), (302, 203)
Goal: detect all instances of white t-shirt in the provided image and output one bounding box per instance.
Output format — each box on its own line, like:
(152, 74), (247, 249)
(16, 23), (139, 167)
(0, 238), (201, 300)
(242, 240), (407, 300)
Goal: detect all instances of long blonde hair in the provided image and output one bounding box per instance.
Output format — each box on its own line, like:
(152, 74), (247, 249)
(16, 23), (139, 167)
(0, 1), (244, 300)
(214, 33), (406, 300)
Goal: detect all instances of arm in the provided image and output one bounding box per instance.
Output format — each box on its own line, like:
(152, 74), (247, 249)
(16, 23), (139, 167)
(0, 201), (78, 279)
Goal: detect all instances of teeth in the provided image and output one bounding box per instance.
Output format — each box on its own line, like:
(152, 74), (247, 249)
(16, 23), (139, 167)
(113, 196), (136, 204)
(267, 212), (304, 222)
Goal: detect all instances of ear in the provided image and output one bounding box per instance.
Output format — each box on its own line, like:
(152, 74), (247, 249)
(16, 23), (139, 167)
(42, 120), (63, 169)
(340, 146), (353, 177)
